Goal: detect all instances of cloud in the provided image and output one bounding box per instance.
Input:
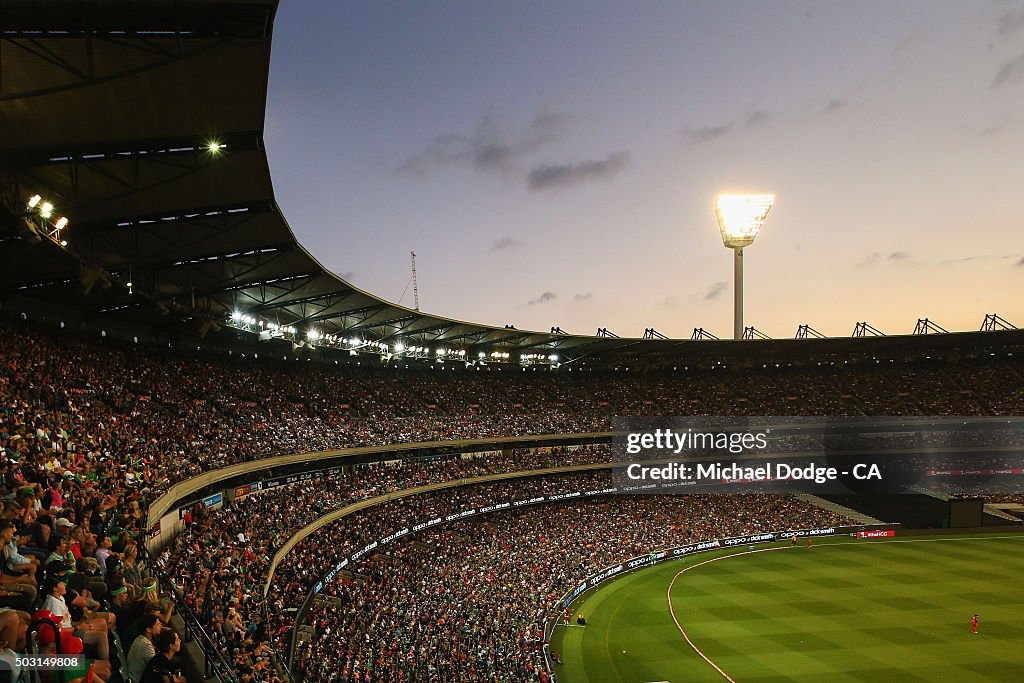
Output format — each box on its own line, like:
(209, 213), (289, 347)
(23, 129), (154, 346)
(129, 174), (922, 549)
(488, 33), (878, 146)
(490, 237), (524, 251)
(999, 7), (1024, 37)
(857, 252), (881, 267)
(572, 293), (593, 302)
(823, 99), (850, 114)
(659, 295), (678, 308)
(526, 291), (557, 306)
(979, 120), (1010, 137)
(397, 111), (567, 175)
(684, 106), (775, 143)
(1018, 256), (1024, 267)
(703, 281), (729, 300)
(857, 251), (911, 267)
(686, 123), (734, 143)
(993, 52), (1024, 87)
(527, 151), (630, 191)
(745, 110), (770, 127)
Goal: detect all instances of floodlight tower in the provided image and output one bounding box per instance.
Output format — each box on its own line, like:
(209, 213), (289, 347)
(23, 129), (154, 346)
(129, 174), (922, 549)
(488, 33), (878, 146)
(715, 194), (774, 340)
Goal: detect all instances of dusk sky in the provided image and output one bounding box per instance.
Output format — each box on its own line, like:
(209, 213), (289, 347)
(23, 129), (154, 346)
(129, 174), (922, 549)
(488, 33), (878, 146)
(264, 1), (1024, 339)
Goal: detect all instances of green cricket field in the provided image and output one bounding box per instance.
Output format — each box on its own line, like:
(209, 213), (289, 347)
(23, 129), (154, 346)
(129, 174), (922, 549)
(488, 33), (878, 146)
(550, 533), (1024, 682)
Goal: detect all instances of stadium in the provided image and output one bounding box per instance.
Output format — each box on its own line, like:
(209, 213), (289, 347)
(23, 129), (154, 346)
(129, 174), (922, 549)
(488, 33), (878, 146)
(2, 2), (1024, 683)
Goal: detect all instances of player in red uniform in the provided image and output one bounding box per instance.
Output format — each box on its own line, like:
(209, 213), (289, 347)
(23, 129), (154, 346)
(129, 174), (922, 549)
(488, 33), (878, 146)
(971, 614), (979, 634)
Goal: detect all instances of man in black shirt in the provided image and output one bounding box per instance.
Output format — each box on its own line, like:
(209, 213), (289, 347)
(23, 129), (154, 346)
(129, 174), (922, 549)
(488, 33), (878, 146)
(140, 629), (184, 683)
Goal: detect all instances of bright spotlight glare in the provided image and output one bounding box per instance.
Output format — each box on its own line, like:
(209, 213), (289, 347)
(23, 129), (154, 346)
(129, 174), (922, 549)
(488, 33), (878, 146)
(207, 141), (225, 153)
(548, 354), (559, 362)
(715, 194), (774, 248)
(395, 343), (405, 353)
(55, 216), (69, 230)
(40, 203), (54, 219)
(28, 195), (41, 209)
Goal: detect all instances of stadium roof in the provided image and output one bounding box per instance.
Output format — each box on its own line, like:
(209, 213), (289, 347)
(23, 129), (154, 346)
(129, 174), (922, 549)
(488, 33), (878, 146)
(2, 1), (1023, 365)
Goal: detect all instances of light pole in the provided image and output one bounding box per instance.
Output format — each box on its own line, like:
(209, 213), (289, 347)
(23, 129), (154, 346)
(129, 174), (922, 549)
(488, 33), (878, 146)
(715, 194), (774, 340)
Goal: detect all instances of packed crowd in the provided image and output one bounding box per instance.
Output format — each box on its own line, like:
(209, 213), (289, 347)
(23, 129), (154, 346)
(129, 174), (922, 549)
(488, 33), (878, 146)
(3, 318), (1023, 682)
(156, 448), (607, 679)
(291, 492), (852, 682)
(4, 321), (1023, 499)
(0, 473), (181, 681)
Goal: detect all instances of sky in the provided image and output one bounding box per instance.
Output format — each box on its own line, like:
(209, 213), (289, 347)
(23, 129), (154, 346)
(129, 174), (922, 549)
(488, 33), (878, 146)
(263, 0), (1024, 339)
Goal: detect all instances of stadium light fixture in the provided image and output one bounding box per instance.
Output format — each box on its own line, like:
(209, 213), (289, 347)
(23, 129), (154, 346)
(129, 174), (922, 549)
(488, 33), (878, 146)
(27, 195), (41, 209)
(207, 141), (225, 153)
(715, 194), (774, 340)
(40, 202), (54, 219)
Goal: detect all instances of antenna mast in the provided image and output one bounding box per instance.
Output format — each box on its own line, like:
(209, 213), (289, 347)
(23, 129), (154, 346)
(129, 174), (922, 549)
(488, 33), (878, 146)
(410, 251), (420, 311)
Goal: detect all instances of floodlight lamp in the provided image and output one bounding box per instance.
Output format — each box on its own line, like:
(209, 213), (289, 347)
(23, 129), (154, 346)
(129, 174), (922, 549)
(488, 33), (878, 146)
(40, 203), (54, 219)
(548, 354), (559, 362)
(395, 343), (405, 353)
(207, 141), (225, 153)
(231, 311), (242, 320)
(60, 240), (68, 247)
(28, 195), (41, 209)
(55, 216), (69, 230)
(715, 194), (774, 249)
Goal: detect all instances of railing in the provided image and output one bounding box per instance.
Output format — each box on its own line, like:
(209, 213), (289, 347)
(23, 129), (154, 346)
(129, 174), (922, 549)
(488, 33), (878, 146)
(138, 542), (238, 683)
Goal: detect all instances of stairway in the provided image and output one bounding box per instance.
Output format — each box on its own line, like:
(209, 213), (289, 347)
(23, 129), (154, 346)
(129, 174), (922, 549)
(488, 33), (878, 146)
(794, 493), (884, 525)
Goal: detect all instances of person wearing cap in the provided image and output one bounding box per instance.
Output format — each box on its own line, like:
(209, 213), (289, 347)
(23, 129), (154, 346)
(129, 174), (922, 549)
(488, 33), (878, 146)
(44, 559), (72, 581)
(126, 613), (162, 683)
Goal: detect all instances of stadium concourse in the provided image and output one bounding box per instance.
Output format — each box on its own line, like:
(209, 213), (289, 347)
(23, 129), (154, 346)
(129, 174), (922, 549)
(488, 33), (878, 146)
(1, 319), (1024, 682)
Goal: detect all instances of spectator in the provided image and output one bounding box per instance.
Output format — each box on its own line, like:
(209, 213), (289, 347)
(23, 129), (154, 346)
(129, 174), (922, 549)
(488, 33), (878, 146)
(126, 613), (162, 683)
(140, 629), (184, 683)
